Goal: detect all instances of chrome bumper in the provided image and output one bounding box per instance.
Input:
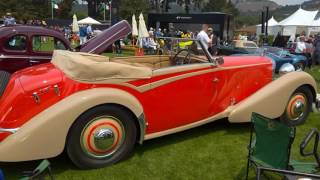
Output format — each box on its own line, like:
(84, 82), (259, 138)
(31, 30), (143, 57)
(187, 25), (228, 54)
(0, 128), (19, 134)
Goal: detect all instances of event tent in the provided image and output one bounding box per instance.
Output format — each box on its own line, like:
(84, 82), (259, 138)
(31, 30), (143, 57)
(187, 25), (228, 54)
(256, 16), (280, 36)
(78, 17), (101, 25)
(277, 8), (320, 40)
(278, 8), (318, 26)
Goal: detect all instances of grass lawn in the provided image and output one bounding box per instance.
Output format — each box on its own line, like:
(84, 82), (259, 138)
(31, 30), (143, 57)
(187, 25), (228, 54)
(2, 67), (320, 179)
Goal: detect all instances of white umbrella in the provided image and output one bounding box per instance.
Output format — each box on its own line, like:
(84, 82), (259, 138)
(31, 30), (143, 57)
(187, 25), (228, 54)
(72, 14), (79, 33)
(138, 13), (149, 48)
(78, 17), (101, 25)
(138, 13), (149, 38)
(132, 14), (138, 37)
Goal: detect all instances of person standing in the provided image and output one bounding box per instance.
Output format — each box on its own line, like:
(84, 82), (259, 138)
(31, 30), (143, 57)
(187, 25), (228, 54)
(86, 24), (93, 39)
(207, 27), (218, 55)
(196, 24), (212, 51)
(4, 13), (16, 26)
(313, 34), (320, 65)
(295, 37), (306, 54)
(79, 25), (87, 45)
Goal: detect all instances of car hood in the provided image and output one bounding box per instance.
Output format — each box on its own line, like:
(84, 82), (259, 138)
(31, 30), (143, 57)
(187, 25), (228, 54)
(79, 20), (132, 54)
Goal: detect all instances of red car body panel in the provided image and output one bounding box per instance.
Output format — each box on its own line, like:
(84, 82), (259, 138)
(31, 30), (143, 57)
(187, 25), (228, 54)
(0, 56), (272, 141)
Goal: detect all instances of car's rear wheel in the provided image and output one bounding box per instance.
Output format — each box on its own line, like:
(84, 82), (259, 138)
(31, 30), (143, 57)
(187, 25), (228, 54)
(280, 86), (313, 126)
(294, 62), (305, 71)
(66, 105), (137, 169)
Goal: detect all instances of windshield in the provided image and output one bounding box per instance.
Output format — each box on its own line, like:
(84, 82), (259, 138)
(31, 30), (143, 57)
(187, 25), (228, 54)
(265, 47), (285, 57)
(147, 37), (213, 63)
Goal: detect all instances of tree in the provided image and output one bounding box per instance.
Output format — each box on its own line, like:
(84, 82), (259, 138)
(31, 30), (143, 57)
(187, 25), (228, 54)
(56, 0), (76, 19)
(177, 0), (203, 13)
(118, 0), (150, 22)
(0, 0), (51, 21)
(0, 0), (78, 21)
(203, 0), (239, 16)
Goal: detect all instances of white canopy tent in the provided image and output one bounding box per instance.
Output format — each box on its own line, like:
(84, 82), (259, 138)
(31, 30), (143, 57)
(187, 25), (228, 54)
(256, 16), (281, 36)
(277, 8), (320, 40)
(78, 17), (101, 25)
(278, 8), (318, 27)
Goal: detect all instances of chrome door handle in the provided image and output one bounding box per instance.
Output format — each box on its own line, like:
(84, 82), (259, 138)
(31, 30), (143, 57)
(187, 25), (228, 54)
(29, 60), (40, 63)
(212, 78), (219, 83)
(0, 54), (5, 61)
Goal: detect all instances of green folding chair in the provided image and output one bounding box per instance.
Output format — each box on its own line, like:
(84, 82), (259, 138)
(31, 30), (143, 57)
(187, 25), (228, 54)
(246, 112), (320, 180)
(20, 160), (54, 180)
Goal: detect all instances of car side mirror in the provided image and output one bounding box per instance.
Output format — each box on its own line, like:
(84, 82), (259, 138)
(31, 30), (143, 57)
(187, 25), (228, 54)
(215, 56), (224, 65)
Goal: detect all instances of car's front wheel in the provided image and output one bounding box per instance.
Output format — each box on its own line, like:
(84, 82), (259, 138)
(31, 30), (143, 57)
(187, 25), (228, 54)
(280, 86), (313, 126)
(66, 105), (137, 169)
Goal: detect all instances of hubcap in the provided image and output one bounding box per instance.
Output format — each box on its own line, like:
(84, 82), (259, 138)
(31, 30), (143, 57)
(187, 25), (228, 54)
(94, 128), (115, 150)
(80, 116), (125, 158)
(287, 94), (307, 121)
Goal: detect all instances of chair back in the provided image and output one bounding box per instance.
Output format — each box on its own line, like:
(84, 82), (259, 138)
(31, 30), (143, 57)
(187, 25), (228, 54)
(251, 113), (295, 169)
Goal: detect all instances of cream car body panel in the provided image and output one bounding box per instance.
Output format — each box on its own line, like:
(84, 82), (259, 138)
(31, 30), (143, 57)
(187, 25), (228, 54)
(228, 71), (317, 123)
(0, 88), (144, 161)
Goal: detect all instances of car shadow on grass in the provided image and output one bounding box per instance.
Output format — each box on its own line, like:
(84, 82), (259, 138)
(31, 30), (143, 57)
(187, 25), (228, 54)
(134, 119), (250, 155)
(0, 119), (251, 179)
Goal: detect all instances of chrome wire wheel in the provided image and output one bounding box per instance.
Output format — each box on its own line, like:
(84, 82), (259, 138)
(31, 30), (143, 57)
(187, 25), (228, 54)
(80, 116), (125, 159)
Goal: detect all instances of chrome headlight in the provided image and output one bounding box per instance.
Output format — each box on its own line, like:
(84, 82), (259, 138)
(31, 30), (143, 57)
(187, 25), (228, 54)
(279, 63), (295, 75)
(271, 59), (276, 72)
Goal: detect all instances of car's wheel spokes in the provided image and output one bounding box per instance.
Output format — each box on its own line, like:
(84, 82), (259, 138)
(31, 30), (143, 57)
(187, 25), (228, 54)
(80, 116), (125, 159)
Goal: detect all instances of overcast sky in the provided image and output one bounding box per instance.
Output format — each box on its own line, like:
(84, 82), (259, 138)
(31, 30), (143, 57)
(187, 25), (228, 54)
(270, 0), (309, 6)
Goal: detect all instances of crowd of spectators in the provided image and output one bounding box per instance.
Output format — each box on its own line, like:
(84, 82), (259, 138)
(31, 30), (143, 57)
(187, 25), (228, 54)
(140, 24), (219, 56)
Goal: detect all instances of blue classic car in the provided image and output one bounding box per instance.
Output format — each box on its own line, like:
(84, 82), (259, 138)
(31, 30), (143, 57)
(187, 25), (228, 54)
(264, 47), (307, 72)
(231, 47), (307, 73)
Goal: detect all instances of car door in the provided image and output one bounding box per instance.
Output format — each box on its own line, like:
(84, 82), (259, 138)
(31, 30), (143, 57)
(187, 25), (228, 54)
(145, 61), (221, 133)
(30, 35), (65, 66)
(0, 34), (29, 73)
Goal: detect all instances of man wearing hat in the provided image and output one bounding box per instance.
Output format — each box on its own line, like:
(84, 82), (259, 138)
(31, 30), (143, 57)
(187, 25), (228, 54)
(4, 13), (16, 26)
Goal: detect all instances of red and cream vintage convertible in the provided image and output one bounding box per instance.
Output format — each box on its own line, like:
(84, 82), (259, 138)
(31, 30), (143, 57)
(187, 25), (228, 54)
(0, 21), (318, 169)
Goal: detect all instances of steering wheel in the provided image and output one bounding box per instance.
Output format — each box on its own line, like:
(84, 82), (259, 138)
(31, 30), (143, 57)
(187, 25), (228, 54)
(173, 49), (192, 65)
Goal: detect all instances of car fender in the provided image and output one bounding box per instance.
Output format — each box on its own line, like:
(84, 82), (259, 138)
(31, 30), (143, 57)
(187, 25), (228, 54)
(228, 71), (317, 123)
(0, 88), (145, 162)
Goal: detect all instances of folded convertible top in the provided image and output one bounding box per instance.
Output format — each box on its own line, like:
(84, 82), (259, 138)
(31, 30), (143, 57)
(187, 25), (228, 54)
(51, 50), (152, 82)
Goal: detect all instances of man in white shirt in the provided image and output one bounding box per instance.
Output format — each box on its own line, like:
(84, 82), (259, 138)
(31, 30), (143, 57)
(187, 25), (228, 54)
(295, 36), (306, 54)
(196, 24), (212, 50)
